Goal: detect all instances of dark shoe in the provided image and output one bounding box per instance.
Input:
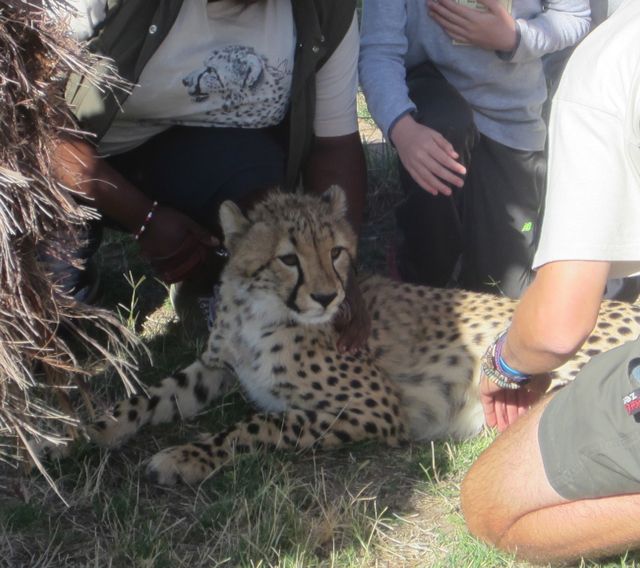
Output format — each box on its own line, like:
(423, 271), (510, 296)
(42, 222), (103, 304)
(71, 256), (101, 304)
(170, 281), (220, 332)
(45, 254), (101, 304)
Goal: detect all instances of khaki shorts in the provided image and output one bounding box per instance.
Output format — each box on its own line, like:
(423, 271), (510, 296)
(539, 337), (640, 500)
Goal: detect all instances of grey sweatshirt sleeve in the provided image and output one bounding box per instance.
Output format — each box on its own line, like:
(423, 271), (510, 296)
(359, 0), (416, 141)
(511, 0), (591, 63)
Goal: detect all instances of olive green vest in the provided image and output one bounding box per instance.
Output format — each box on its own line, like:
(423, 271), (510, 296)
(65, 0), (356, 190)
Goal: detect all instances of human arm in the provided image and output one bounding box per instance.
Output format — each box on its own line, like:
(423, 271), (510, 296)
(359, 0), (416, 142)
(304, 133), (367, 231)
(47, 2), (213, 281)
(502, 261), (609, 373)
(304, 133), (370, 352)
(480, 15), (640, 429)
(427, 0), (590, 62)
(54, 136), (219, 283)
(360, 0), (466, 195)
(510, 0), (591, 63)
(306, 12), (370, 351)
(481, 260), (610, 431)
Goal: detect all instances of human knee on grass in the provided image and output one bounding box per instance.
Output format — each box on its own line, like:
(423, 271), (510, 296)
(461, 395), (640, 565)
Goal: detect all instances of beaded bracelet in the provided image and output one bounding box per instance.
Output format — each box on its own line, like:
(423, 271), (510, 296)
(133, 201), (158, 241)
(481, 330), (532, 390)
(494, 333), (531, 382)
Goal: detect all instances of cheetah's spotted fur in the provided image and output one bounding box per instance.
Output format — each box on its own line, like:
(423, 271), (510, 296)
(89, 187), (640, 485)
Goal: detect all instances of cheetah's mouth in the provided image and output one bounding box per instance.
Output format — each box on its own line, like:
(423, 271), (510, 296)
(288, 303), (341, 326)
(292, 310), (337, 326)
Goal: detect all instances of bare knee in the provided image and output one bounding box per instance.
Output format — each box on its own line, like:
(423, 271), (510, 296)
(460, 402), (559, 555)
(460, 453), (511, 546)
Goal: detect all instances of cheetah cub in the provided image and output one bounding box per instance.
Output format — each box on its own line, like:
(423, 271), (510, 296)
(89, 187), (640, 485)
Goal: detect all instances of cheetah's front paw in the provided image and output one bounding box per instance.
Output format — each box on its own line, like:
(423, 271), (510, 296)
(28, 437), (73, 461)
(145, 442), (229, 485)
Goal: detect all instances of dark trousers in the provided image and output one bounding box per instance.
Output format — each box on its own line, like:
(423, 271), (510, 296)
(107, 125), (287, 233)
(395, 62), (546, 298)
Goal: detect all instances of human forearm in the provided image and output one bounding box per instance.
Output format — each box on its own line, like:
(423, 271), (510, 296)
(510, 0), (590, 62)
(358, 0), (415, 140)
(501, 261), (610, 374)
(303, 133), (367, 232)
(54, 136), (218, 283)
(304, 133), (370, 350)
(54, 136), (156, 233)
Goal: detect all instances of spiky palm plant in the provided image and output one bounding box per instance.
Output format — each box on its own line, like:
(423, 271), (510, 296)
(0, 0), (141, 497)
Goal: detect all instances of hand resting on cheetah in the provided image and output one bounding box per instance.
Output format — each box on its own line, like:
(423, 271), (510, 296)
(88, 187), (640, 485)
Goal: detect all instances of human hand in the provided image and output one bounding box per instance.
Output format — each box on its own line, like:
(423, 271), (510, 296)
(480, 372), (551, 432)
(391, 114), (466, 196)
(334, 274), (371, 353)
(138, 206), (220, 283)
(427, 0), (517, 52)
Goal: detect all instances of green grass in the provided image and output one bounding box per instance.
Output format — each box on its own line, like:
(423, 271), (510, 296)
(2, 111), (640, 567)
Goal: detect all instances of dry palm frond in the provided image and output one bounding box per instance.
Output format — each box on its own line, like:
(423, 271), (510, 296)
(0, 0), (143, 497)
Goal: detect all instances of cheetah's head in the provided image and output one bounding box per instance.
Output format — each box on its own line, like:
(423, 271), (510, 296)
(182, 46), (265, 102)
(219, 186), (356, 325)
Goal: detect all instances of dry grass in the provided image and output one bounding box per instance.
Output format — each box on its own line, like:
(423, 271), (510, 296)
(0, 428), (466, 566)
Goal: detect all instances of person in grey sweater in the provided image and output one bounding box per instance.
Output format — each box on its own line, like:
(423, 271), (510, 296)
(359, 0), (590, 298)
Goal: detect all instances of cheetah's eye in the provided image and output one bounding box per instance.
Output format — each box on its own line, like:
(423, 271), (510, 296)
(279, 253), (299, 267)
(331, 247), (344, 260)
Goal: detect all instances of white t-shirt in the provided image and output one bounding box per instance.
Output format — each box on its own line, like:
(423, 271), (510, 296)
(52, 0), (359, 155)
(533, 0), (640, 279)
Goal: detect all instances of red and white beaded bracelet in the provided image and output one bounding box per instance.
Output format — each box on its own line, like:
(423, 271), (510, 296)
(133, 200), (158, 241)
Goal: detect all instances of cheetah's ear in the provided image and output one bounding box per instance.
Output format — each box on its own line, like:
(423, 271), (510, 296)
(321, 185), (348, 219)
(219, 200), (250, 246)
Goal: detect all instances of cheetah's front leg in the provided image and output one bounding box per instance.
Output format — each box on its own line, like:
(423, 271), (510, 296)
(146, 407), (406, 485)
(88, 360), (234, 448)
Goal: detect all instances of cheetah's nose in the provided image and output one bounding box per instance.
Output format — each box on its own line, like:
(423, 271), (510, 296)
(311, 292), (337, 308)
